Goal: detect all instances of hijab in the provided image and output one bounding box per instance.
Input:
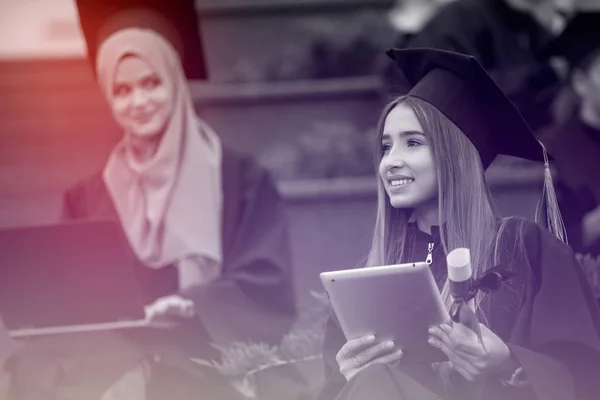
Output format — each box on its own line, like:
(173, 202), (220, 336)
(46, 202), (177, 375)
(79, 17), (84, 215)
(96, 28), (222, 283)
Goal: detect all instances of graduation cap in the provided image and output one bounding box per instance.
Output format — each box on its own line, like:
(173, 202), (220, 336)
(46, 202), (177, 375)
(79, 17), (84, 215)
(386, 48), (567, 243)
(75, 0), (208, 80)
(546, 13), (600, 71)
(385, 48), (547, 169)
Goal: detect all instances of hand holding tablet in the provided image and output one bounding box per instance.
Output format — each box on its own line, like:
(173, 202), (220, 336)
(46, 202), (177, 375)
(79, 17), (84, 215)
(320, 262), (451, 366)
(335, 333), (403, 381)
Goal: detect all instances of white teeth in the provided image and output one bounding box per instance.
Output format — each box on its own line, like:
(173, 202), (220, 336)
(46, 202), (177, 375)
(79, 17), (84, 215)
(391, 179), (413, 187)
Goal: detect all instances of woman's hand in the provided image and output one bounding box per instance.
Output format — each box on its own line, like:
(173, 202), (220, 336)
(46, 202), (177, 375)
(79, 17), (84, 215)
(144, 295), (195, 328)
(336, 334), (403, 382)
(428, 323), (518, 382)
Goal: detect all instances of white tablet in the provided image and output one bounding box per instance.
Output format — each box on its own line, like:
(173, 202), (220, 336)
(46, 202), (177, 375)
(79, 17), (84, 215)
(320, 262), (451, 365)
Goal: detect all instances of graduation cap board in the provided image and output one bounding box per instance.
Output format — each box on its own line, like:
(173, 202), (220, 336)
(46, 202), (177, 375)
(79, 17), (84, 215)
(385, 48), (548, 169)
(546, 12), (600, 71)
(75, 0), (208, 80)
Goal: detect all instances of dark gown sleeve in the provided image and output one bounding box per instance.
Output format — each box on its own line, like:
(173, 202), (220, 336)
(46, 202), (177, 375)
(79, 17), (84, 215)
(61, 183), (80, 220)
(180, 155), (297, 347)
(61, 157), (296, 350)
(61, 172), (113, 221)
(487, 220), (600, 400)
(61, 181), (84, 220)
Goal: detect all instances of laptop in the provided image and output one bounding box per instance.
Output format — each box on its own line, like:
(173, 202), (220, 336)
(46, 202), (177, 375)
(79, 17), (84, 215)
(0, 219), (151, 338)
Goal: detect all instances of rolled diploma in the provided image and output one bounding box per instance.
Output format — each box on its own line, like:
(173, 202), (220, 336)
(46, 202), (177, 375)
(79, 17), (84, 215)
(446, 248), (478, 341)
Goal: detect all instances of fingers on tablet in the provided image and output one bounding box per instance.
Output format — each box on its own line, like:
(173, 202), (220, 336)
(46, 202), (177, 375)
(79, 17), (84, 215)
(362, 334), (376, 344)
(355, 345), (403, 374)
(337, 338), (403, 381)
(338, 335), (375, 358)
(380, 348), (404, 365)
(349, 334), (376, 349)
(358, 340), (396, 364)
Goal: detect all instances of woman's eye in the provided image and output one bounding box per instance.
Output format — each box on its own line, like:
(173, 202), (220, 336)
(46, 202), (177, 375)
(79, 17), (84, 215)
(113, 84), (130, 97)
(382, 143), (392, 152)
(407, 139), (422, 147)
(142, 76), (161, 89)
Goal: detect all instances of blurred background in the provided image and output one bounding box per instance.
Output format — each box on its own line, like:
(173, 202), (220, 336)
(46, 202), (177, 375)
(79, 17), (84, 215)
(3, 0), (591, 309)
(2, 0), (600, 397)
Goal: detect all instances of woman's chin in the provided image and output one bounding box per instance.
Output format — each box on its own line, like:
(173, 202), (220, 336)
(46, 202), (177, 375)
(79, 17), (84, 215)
(388, 197), (415, 209)
(129, 127), (164, 140)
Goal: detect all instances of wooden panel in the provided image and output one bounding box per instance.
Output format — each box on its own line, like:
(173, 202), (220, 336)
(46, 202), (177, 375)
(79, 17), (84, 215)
(0, 91), (108, 118)
(0, 59), (94, 90)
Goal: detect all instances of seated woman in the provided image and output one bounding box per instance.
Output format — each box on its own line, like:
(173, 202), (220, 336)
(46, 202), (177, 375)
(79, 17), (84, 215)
(316, 48), (600, 400)
(7, 6), (296, 400)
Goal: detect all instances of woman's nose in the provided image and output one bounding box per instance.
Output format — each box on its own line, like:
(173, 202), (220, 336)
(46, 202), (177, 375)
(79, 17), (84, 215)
(130, 88), (148, 108)
(381, 152), (406, 171)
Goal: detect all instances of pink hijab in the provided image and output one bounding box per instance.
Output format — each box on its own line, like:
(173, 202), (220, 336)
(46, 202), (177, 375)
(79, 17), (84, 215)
(96, 28), (223, 281)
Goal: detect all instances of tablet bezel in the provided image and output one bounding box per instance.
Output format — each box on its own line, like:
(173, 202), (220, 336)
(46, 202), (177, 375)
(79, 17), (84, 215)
(320, 262), (450, 365)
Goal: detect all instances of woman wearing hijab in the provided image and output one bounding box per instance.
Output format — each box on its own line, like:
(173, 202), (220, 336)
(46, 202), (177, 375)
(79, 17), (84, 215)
(7, 6), (296, 400)
(316, 48), (600, 400)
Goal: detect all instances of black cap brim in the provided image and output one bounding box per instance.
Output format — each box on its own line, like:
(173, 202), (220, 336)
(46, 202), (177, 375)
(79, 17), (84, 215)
(386, 48), (547, 168)
(75, 0), (207, 80)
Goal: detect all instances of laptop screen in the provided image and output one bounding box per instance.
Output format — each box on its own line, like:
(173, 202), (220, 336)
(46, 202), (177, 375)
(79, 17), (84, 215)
(0, 219), (146, 330)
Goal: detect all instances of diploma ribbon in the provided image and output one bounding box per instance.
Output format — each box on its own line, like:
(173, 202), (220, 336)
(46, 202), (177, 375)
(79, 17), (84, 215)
(449, 265), (516, 348)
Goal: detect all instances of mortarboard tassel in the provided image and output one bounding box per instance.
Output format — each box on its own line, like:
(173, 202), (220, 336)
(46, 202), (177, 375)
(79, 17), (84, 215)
(535, 140), (568, 243)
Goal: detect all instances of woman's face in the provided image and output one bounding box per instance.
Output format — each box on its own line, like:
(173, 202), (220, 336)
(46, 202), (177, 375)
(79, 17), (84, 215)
(379, 103), (438, 209)
(111, 55), (173, 139)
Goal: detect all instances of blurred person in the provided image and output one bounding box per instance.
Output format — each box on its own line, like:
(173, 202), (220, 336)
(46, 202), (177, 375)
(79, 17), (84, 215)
(6, 1), (296, 399)
(538, 13), (600, 273)
(389, 0), (576, 131)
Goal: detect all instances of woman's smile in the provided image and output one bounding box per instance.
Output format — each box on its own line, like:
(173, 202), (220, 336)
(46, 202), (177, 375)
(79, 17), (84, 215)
(387, 176), (415, 191)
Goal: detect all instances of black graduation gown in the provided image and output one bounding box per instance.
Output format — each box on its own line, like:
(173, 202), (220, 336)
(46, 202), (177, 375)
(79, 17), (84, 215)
(395, 0), (561, 132)
(316, 219), (600, 400)
(61, 146), (297, 355)
(6, 147), (296, 400)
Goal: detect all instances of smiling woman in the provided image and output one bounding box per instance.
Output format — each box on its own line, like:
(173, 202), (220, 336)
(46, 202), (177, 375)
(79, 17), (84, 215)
(379, 105), (438, 214)
(5, 3), (296, 400)
(316, 48), (600, 400)
(110, 55), (173, 143)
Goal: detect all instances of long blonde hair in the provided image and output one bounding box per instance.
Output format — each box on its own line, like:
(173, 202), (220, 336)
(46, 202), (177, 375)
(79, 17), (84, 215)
(367, 96), (500, 309)
(366, 95), (542, 384)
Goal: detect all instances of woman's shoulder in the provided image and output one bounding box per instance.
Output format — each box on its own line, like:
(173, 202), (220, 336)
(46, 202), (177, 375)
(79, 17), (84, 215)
(63, 171), (111, 219)
(497, 216), (568, 249)
(495, 216), (575, 279)
(221, 147), (276, 191)
(65, 171), (106, 200)
(222, 147), (267, 176)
